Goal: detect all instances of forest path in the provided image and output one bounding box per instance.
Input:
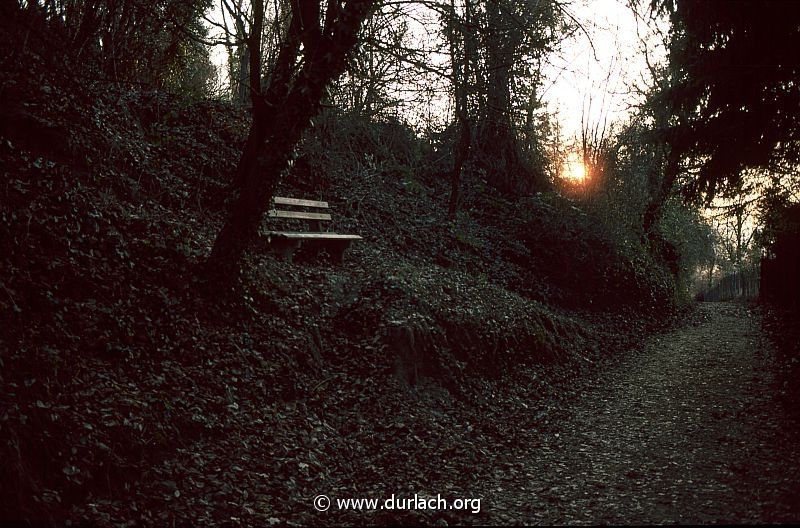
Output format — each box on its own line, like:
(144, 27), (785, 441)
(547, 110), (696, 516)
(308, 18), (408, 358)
(485, 302), (800, 524)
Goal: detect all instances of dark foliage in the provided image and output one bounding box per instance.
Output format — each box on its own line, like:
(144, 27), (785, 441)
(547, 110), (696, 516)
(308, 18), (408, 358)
(761, 304), (800, 421)
(656, 0), (800, 200)
(1, 6), (687, 524)
(6, 0), (212, 87)
(760, 202), (800, 309)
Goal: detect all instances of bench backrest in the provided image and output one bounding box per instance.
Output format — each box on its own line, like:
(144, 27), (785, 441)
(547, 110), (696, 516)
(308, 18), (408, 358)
(268, 196), (331, 232)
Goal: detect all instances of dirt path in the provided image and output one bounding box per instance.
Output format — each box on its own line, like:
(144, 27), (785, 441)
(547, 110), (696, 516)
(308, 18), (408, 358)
(485, 302), (800, 524)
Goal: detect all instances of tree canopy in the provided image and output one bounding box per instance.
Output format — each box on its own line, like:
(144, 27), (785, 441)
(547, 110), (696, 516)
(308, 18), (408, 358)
(656, 0), (800, 200)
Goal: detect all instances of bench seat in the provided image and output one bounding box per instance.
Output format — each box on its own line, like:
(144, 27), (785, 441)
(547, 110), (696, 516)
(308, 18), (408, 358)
(261, 196), (361, 263)
(266, 232), (362, 240)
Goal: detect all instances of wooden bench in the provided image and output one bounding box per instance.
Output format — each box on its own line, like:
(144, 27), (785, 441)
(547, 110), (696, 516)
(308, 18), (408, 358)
(261, 196), (361, 263)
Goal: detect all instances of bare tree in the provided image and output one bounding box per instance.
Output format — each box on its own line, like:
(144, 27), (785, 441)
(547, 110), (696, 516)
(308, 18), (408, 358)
(445, 0), (473, 219)
(330, 2), (416, 118)
(206, 0), (376, 282)
(218, 0), (252, 103)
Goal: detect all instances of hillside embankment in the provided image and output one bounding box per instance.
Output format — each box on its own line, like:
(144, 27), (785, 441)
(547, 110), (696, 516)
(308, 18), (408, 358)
(1, 36), (688, 524)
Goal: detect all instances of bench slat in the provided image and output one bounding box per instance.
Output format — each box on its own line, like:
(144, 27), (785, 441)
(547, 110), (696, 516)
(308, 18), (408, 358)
(267, 232), (362, 240)
(274, 196), (329, 209)
(268, 210), (332, 221)
(263, 196), (360, 263)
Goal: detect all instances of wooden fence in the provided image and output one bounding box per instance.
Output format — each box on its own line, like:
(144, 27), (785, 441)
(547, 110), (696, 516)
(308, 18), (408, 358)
(699, 268), (760, 302)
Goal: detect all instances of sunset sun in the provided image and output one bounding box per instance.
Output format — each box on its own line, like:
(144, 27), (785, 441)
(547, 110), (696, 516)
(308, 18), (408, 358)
(562, 154), (588, 183)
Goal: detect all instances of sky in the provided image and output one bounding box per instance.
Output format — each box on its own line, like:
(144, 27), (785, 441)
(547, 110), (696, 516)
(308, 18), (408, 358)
(540, 0), (668, 141)
(205, 0), (669, 142)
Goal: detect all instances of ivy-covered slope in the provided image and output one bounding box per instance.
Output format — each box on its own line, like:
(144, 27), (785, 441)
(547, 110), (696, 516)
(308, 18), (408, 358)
(1, 36), (678, 525)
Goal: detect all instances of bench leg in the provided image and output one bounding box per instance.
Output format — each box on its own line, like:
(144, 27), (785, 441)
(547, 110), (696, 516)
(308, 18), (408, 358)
(305, 240), (351, 264)
(327, 240), (352, 264)
(269, 239), (300, 262)
(282, 242), (299, 263)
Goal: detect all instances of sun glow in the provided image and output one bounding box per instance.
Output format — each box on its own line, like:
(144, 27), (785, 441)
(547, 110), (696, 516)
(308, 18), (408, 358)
(562, 154), (588, 183)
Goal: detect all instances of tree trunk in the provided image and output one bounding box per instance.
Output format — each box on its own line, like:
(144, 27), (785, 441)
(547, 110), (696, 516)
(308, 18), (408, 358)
(235, 45), (250, 105)
(473, 0), (535, 194)
(447, 0), (472, 220)
(207, 0), (375, 284)
(448, 118), (471, 219)
(642, 150), (680, 238)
